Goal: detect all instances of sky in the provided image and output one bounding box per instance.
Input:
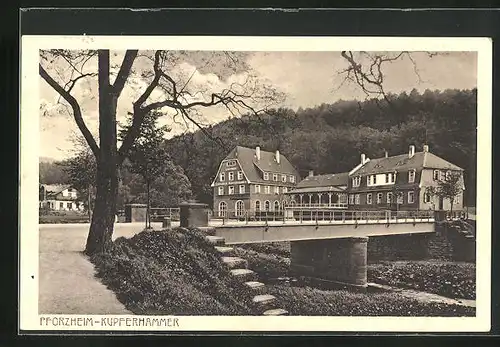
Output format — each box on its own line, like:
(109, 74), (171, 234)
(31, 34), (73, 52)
(39, 51), (477, 161)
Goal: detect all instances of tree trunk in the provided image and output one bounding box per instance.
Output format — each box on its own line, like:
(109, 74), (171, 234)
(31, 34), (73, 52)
(84, 50), (119, 256)
(87, 183), (92, 221)
(146, 180), (150, 229)
(85, 165), (118, 255)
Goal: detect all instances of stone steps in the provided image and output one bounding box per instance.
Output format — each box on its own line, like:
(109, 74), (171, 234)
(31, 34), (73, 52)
(244, 281), (266, 294)
(215, 246), (235, 256)
(205, 235), (225, 246)
(204, 233), (289, 316)
(262, 308), (289, 316)
(222, 256), (248, 269)
(230, 268), (259, 282)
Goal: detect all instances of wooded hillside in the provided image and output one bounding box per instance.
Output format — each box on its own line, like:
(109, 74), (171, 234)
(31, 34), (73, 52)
(165, 88), (477, 206)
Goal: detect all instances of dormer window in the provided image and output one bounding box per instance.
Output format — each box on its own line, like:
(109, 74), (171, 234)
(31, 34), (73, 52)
(227, 160), (236, 167)
(263, 172), (269, 180)
(408, 169), (416, 183)
(433, 170), (440, 181)
(237, 171), (243, 180)
(445, 170), (451, 180)
(289, 175), (295, 183)
(367, 175), (377, 186)
(352, 176), (361, 187)
(273, 173), (278, 181)
(281, 174), (287, 182)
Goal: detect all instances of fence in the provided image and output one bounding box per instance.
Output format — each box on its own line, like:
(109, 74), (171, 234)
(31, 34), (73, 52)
(211, 208), (437, 225)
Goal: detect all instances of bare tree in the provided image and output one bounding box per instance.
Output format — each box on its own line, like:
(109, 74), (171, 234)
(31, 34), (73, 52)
(40, 49), (283, 255)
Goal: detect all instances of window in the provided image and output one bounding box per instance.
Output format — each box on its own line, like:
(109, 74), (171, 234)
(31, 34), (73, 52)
(67, 202), (72, 210)
(218, 186), (224, 196)
(385, 173), (395, 184)
(264, 200), (271, 211)
(352, 176), (361, 187)
(59, 202), (64, 209)
(367, 193), (373, 204)
(408, 191), (415, 204)
(227, 160), (236, 167)
(255, 200), (261, 211)
(387, 192), (393, 204)
(235, 200), (245, 217)
(289, 175), (295, 183)
(349, 194), (355, 204)
(263, 172), (269, 180)
(445, 170), (451, 180)
(228, 186), (234, 195)
(408, 169), (416, 183)
(264, 186), (270, 194)
(397, 192), (404, 204)
(218, 201), (227, 217)
(220, 172), (225, 181)
(355, 194), (360, 205)
(254, 185), (261, 193)
(273, 173), (278, 181)
(433, 170), (440, 181)
(237, 171), (243, 180)
(373, 193), (381, 204)
(282, 187), (288, 193)
(239, 185), (245, 194)
(281, 174), (287, 182)
(439, 170), (445, 181)
(274, 186), (280, 194)
(274, 200), (280, 211)
(424, 192), (431, 203)
(372, 175), (377, 185)
(228, 172), (234, 181)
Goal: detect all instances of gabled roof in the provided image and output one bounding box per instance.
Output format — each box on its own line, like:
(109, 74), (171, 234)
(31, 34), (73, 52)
(40, 184), (72, 195)
(223, 146), (298, 184)
(353, 151), (463, 176)
(296, 172), (349, 189)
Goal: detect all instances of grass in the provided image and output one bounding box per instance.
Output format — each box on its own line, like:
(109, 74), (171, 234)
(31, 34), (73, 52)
(234, 246), (290, 281)
(368, 260), (476, 300)
(268, 285), (475, 317)
(90, 227), (257, 315)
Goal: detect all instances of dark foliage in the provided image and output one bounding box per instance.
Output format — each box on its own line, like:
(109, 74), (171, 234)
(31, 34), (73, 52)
(367, 261), (476, 300)
(90, 227), (258, 315)
(269, 285), (475, 316)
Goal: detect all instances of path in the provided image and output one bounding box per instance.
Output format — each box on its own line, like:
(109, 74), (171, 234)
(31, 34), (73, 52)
(39, 222), (161, 315)
(368, 283), (476, 308)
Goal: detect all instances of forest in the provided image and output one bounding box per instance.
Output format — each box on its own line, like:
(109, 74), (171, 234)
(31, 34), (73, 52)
(40, 88), (477, 209)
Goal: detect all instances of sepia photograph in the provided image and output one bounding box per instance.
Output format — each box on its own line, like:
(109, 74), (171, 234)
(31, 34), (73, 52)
(20, 35), (492, 332)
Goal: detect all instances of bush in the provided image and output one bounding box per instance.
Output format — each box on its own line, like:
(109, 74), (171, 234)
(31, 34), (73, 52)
(234, 247), (290, 281)
(91, 227), (258, 315)
(368, 261), (475, 300)
(268, 285), (475, 317)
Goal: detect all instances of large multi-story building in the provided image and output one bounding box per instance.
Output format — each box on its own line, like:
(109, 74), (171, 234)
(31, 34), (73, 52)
(347, 144), (465, 211)
(211, 146), (299, 217)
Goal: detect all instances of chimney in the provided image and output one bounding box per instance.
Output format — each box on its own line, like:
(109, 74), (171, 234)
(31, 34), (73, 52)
(275, 150), (280, 164)
(423, 144), (429, 153)
(255, 146), (261, 161)
(361, 153), (366, 165)
(408, 145), (415, 158)
(308, 170), (314, 177)
(385, 150), (388, 158)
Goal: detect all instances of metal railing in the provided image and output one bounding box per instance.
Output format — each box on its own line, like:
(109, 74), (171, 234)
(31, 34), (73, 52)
(149, 207), (180, 222)
(287, 203), (348, 209)
(210, 208), (436, 226)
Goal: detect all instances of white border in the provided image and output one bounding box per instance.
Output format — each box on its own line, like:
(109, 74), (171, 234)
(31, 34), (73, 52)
(20, 35), (492, 332)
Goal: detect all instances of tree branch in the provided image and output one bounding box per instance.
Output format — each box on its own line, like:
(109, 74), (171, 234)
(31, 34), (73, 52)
(39, 64), (100, 159)
(112, 50), (138, 96)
